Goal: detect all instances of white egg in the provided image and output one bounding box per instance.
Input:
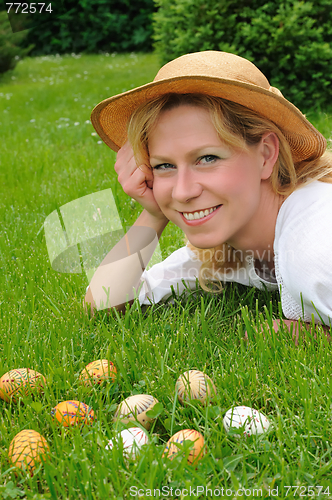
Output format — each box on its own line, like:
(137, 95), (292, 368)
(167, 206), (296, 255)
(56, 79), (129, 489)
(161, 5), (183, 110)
(223, 406), (270, 437)
(105, 427), (149, 459)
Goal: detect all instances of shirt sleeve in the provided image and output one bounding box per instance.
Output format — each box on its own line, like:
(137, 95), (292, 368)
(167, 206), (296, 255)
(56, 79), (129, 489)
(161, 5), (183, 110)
(138, 243), (278, 306)
(138, 245), (203, 305)
(274, 181), (332, 325)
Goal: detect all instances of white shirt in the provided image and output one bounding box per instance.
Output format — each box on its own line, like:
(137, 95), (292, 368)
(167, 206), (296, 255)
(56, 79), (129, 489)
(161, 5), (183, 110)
(138, 180), (332, 325)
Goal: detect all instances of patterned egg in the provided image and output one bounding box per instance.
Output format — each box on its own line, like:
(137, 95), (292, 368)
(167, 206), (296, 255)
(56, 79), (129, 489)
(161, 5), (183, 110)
(105, 427), (149, 459)
(8, 429), (49, 476)
(163, 429), (205, 464)
(113, 394), (158, 430)
(0, 368), (46, 403)
(223, 406), (270, 437)
(175, 370), (217, 404)
(51, 400), (95, 427)
(79, 359), (117, 386)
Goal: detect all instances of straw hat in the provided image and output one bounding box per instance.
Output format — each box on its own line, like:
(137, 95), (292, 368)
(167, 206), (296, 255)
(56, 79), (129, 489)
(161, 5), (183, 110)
(91, 51), (326, 161)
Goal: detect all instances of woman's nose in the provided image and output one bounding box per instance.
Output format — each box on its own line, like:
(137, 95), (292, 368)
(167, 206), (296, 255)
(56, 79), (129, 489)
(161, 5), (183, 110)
(171, 168), (202, 204)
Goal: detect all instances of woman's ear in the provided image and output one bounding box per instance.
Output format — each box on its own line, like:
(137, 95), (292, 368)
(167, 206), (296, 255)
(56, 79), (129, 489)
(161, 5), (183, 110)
(260, 132), (279, 180)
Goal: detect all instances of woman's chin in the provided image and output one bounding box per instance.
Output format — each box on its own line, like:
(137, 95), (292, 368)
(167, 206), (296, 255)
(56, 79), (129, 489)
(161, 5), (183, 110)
(185, 236), (225, 250)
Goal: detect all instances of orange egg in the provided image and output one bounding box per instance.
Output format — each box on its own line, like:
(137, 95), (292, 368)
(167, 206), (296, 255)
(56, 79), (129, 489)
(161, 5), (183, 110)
(51, 400), (95, 427)
(0, 368), (46, 403)
(79, 359), (117, 386)
(163, 429), (205, 464)
(8, 429), (49, 476)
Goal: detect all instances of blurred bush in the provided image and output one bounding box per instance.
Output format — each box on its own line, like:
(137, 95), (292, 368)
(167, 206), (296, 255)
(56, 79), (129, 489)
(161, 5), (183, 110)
(20, 0), (156, 56)
(152, 0), (332, 110)
(0, 11), (34, 74)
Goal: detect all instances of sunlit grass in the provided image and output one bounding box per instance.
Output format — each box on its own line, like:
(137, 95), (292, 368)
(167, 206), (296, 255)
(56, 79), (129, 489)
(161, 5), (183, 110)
(1, 52), (332, 498)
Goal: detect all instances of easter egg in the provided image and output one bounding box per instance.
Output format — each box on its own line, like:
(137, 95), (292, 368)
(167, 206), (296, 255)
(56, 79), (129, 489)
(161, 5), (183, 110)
(105, 427), (149, 459)
(8, 429), (49, 476)
(51, 400), (95, 427)
(113, 394), (158, 430)
(79, 359), (117, 386)
(163, 429), (204, 464)
(175, 370), (217, 405)
(0, 368), (46, 403)
(223, 406), (270, 437)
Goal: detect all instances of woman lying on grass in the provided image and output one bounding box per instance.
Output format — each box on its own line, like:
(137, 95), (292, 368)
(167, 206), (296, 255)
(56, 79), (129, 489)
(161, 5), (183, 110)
(84, 50), (332, 340)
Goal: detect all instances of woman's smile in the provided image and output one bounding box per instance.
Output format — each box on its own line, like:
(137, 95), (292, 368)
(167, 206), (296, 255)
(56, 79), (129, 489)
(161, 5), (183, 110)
(180, 204), (222, 224)
(148, 104), (279, 252)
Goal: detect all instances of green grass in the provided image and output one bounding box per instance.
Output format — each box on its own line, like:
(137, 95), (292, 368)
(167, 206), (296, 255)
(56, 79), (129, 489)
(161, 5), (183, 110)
(1, 51), (332, 499)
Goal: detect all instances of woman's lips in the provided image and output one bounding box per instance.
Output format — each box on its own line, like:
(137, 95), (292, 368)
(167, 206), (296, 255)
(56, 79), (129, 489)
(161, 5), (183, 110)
(180, 204), (222, 226)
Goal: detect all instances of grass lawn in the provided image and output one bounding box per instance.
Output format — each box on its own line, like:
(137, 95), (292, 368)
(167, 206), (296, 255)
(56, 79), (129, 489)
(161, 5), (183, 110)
(1, 50), (332, 499)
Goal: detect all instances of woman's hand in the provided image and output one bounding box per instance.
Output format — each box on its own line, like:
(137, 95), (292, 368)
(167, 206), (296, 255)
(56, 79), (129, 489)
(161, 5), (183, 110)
(114, 141), (167, 221)
(244, 319), (331, 345)
(271, 319), (331, 345)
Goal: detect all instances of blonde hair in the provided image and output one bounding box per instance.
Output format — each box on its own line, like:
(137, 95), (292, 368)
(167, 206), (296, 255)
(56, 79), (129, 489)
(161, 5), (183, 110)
(127, 93), (332, 293)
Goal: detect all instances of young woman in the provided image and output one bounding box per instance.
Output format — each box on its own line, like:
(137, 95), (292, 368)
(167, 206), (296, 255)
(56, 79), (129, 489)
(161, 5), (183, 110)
(84, 50), (332, 338)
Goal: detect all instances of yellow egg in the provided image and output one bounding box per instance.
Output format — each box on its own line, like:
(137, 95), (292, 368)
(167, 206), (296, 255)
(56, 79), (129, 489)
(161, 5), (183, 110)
(0, 368), (46, 403)
(79, 359), (117, 386)
(175, 370), (216, 405)
(8, 429), (49, 476)
(163, 429), (205, 464)
(51, 400), (95, 427)
(113, 394), (158, 430)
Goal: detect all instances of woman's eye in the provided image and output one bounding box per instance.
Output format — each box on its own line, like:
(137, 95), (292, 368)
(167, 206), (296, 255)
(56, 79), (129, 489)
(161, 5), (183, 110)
(152, 155), (219, 170)
(198, 155), (219, 164)
(152, 163), (175, 171)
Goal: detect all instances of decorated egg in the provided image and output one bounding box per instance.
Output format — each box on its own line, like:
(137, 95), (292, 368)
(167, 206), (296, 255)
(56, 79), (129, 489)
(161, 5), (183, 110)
(175, 370), (217, 404)
(113, 394), (158, 430)
(8, 429), (49, 476)
(51, 400), (95, 427)
(79, 359), (117, 386)
(0, 368), (46, 403)
(105, 427), (149, 459)
(223, 406), (270, 437)
(163, 429), (204, 464)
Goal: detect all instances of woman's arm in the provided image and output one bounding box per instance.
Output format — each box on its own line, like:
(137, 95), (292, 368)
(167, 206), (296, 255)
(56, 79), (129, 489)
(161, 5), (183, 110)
(84, 140), (170, 316)
(84, 209), (168, 315)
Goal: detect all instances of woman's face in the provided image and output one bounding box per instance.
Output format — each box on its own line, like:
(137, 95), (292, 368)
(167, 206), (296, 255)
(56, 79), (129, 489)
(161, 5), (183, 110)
(148, 104), (277, 251)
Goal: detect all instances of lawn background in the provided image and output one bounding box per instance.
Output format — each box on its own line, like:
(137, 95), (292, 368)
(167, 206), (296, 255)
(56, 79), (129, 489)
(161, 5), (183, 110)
(1, 52), (332, 498)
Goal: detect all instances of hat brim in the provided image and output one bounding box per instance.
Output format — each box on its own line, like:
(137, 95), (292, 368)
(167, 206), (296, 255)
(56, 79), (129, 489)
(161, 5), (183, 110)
(91, 75), (326, 161)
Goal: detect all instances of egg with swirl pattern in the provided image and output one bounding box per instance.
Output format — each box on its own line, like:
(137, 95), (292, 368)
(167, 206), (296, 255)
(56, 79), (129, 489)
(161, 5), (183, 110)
(113, 394), (158, 430)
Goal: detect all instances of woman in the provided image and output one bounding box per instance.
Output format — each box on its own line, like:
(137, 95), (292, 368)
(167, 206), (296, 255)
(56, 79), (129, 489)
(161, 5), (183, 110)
(85, 51), (332, 338)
